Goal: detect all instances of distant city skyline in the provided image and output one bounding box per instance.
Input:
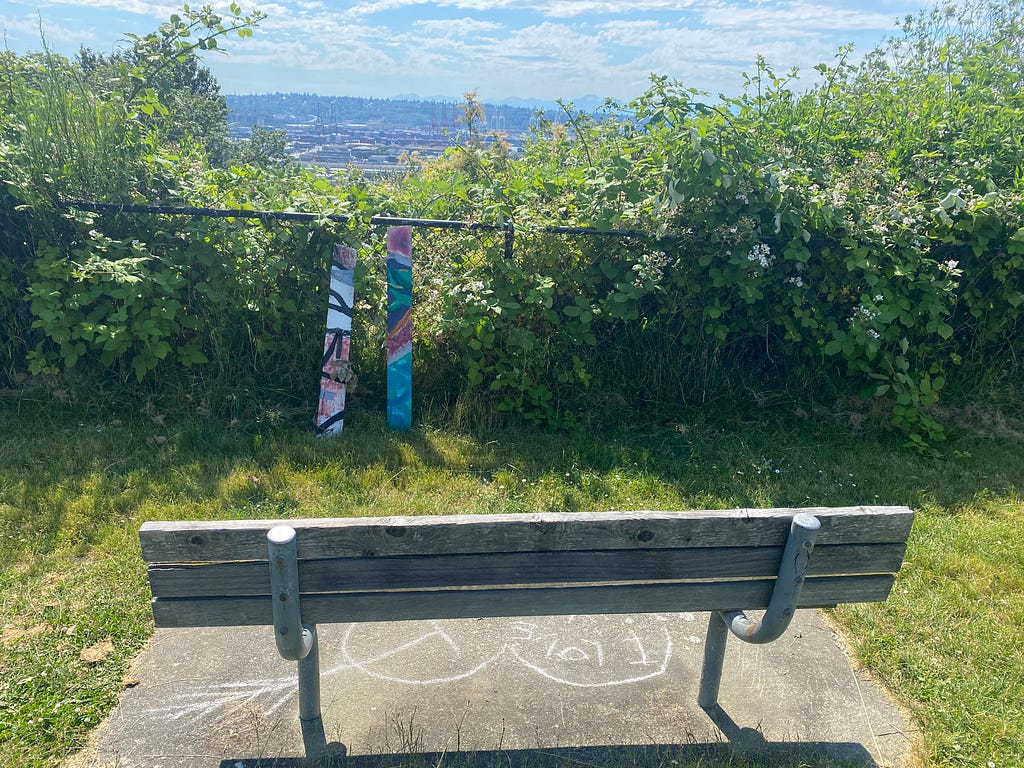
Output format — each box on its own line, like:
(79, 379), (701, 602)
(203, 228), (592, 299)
(2, 0), (934, 103)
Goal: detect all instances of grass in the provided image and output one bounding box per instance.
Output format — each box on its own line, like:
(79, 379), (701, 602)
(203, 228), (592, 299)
(0, 392), (1022, 768)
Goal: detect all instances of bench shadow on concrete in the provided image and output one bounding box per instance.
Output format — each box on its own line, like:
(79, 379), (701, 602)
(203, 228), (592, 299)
(218, 712), (880, 768)
(217, 742), (878, 768)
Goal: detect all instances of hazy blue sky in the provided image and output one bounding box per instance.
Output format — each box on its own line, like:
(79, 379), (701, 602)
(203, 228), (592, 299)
(1, 0), (933, 102)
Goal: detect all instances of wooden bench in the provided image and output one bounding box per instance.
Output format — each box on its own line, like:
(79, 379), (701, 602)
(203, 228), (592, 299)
(139, 506), (913, 759)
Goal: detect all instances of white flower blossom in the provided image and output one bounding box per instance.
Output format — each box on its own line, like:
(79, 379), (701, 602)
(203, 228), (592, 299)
(939, 259), (960, 275)
(632, 250), (671, 287)
(747, 242), (773, 270)
(854, 305), (877, 322)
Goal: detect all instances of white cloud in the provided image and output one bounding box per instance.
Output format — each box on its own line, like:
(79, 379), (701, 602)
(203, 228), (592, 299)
(30, 0), (176, 16)
(227, 29), (398, 73)
(6, 0), (936, 101)
(344, 0), (434, 17)
(413, 18), (505, 36)
(700, 1), (900, 34)
(344, 0), (699, 19)
(537, 0), (701, 18)
(1, 13), (95, 44)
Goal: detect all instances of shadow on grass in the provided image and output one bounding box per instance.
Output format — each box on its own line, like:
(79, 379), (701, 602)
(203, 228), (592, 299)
(3, 393), (1023, 562)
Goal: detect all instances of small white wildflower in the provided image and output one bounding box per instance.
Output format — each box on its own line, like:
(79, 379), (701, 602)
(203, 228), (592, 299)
(747, 242), (773, 269)
(632, 250), (671, 287)
(735, 192), (749, 204)
(867, 329), (880, 339)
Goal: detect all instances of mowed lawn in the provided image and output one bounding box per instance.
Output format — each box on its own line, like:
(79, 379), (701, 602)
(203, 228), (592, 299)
(0, 396), (1021, 768)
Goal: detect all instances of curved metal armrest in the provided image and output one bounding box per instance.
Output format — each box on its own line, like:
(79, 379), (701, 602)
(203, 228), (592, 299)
(698, 512), (820, 708)
(721, 511), (821, 644)
(268, 526), (316, 661)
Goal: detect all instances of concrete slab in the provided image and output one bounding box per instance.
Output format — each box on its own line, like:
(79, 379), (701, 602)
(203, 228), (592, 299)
(67, 610), (917, 768)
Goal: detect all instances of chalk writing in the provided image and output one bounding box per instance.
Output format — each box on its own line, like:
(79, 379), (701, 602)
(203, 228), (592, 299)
(506, 616), (673, 688)
(145, 614), (698, 727)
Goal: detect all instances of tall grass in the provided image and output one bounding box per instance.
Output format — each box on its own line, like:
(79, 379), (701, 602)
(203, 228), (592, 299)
(1, 48), (144, 202)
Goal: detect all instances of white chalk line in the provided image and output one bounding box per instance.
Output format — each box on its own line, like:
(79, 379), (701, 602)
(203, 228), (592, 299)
(145, 617), (690, 725)
(336, 621), (505, 686)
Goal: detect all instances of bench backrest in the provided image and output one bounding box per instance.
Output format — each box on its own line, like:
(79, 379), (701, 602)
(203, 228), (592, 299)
(139, 506), (913, 629)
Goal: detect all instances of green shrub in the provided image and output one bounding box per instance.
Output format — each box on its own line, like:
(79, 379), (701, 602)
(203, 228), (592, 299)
(1, 0), (1021, 447)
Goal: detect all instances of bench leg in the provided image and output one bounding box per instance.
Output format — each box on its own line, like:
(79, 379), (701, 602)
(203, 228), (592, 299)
(697, 611), (729, 709)
(298, 623), (327, 760)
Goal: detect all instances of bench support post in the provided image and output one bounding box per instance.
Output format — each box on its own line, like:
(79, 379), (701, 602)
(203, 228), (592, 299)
(298, 624), (327, 759)
(697, 610), (729, 708)
(268, 526), (326, 760)
(697, 512), (820, 709)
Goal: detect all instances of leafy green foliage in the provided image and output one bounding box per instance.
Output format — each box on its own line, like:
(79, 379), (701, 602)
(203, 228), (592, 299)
(393, 0), (1024, 447)
(1, 0), (1023, 448)
(0, 6), (382, 404)
(229, 127), (292, 167)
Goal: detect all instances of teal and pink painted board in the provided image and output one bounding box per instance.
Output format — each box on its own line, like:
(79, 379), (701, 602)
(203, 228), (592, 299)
(386, 226), (413, 430)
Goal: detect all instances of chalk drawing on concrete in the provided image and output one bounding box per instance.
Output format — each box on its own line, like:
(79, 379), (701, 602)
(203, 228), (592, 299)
(142, 675), (300, 726)
(144, 615), (691, 726)
(334, 620), (505, 686)
(506, 616), (673, 688)
(337, 616), (675, 689)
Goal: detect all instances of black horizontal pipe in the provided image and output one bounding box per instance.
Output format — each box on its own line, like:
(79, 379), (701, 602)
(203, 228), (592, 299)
(64, 200), (655, 241)
(67, 200), (349, 224)
(370, 216), (512, 232)
(65, 199), (877, 253)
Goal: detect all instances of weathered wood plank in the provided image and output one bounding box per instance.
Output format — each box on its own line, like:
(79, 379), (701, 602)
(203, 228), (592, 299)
(140, 507), (914, 562)
(149, 574), (897, 628)
(147, 543), (908, 599)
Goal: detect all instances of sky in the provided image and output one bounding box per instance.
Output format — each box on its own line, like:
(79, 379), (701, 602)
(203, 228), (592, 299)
(1, 0), (935, 104)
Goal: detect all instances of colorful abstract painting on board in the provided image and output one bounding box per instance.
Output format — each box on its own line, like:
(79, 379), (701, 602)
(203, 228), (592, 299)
(386, 226), (412, 430)
(316, 244), (357, 436)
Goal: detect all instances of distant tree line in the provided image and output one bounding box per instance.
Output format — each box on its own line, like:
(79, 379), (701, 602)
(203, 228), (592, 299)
(226, 93), (555, 134)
